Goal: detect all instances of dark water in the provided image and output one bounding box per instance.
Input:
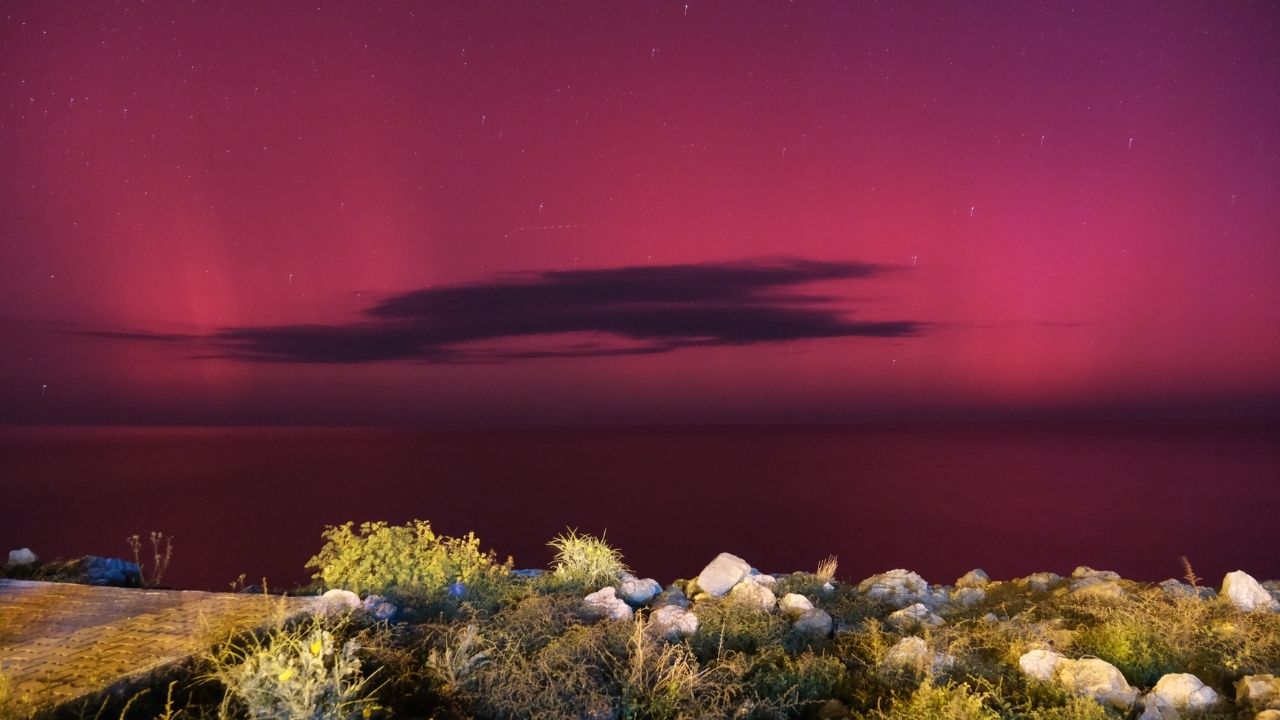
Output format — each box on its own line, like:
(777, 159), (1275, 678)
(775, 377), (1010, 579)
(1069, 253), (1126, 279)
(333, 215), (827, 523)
(2, 423), (1278, 591)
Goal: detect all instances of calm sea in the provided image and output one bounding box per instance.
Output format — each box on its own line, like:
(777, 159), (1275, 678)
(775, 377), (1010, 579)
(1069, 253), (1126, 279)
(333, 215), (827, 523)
(2, 423), (1278, 591)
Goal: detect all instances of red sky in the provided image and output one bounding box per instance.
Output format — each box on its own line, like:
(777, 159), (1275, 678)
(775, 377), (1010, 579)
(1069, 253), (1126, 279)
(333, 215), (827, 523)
(2, 1), (1278, 425)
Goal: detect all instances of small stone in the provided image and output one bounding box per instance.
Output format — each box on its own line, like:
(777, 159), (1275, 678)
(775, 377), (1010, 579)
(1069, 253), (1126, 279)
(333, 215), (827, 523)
(750, 573), (778, 587)
(1137, 693), (1179, 720)
(778, 592), (814, 618)
(857, 569), (931, 608)
(792, 608), (833, 637)
(954, 587), (986, 607)
(653, 583), (691, 609)
(727, 578), (776, 611)
(1018, 648), (1064, 682)
(887, 602), (944, 629)
(584, 586), (633, 621)
(1158, 579), (1215, 600)
(1222, 571), (1280, 613)
(361, 594), (397, 621)
(1071, 566), (1121, 581)
(1019, 572), (1063, 593)
(7, 548), (37, 566)
(1149, 673), (1218, 711)
(956, 569), (990, 588)
(696, 553), (752, 597)
(882, 636), (954, 674)
(1237, 674), (1280, 710)
(982, 612), (1000, 623)
(648, 604), (698, 640)
(1069, 575), (1128, 600)
(618, 573), (663, 606)
(320, 588), (361, 612)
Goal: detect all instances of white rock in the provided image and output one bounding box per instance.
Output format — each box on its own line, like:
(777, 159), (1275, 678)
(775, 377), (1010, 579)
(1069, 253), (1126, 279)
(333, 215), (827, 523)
(1056, 657), (1139, 710)
(751, 573), (778, 587)
(821, 581), (835, 593)
(887, 602), (944, 629)
(319, 588), (362, 612)
(648, 604), (699, 641)
(584, 586), (633, 621)
(954, 587), (986, 607)
(1018, 648), (1064, 682)
(7, 548), (37, 566)
(881, 636), (955, 674)
(956, 568), (990, 588)
(1237, 674), (1280, 709)
(1149, 673), (1218, 711)
(982, 612), (1001, 623)
(857, 569), (931, 607)
(618, 573), (663, 605)
(778, 593), (814, 618)
(792, 608), (833, 637)
(727, 578), (776, 611)
(1223, 571), (1280, 613)
(696, 553), (752, 597)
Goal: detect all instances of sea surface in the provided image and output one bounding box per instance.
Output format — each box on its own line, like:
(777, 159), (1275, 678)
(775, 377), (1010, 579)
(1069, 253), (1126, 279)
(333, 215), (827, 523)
(2, 423), (1278, 591)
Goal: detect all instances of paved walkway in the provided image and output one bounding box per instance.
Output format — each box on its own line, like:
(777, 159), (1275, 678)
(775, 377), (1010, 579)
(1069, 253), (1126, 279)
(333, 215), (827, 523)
(0, 579), (320, 710)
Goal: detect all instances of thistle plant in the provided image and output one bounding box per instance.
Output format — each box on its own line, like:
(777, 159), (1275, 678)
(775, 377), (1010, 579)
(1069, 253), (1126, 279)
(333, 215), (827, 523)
(208, 618), (379, 720)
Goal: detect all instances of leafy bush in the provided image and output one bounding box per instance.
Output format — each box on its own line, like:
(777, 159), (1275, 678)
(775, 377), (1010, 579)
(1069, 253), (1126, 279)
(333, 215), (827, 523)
(547, 529), (630, 589)
(306, 520), (511, 601)
(208, 617), (379, 720)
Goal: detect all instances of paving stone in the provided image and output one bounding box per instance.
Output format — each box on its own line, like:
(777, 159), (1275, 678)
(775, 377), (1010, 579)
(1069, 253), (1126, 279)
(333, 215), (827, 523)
(0, 578), (320, 710)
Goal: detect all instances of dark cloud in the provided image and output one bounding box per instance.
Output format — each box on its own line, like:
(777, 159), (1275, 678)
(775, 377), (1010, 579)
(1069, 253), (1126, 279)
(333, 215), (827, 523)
(92, 258), (925, 363)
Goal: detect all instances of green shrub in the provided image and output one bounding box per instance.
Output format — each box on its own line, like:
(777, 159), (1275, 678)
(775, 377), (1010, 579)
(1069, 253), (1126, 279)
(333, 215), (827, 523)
(547, 529), (630, 589)
(861, 679), (1000, 720)
(306, 520), (511, 601)
(208, 617), (379, 720)
(687, 597), (789, 662)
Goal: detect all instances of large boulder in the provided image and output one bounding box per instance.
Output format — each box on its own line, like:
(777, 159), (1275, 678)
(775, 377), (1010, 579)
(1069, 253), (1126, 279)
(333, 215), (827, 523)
(7, 548), (37, 566)
(881, 636), (955, 675)
(696, 553), (752, 597)
(956, 568), (990, 589)
(1071, 566), (1121, 581)
(1148, 673), (1218, 712)
(857, 569), (932, 608)
(792, 608), (833, 638)
(618, 573), (663, 606)
(648, 605), (698, 641)
(1069, 575), (1128, 601)
(584, 586), (633, 621)
(1056, 658), (1139, 710)
(727, 579), (776, 611)
(1222, 571), (1280, 613)
(953, 587), (986, 607)
(1237, 674), (1280, 710)
(887, 602), (944, 629)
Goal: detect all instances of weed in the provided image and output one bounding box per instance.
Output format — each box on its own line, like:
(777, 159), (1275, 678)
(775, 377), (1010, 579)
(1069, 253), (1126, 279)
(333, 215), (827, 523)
(547, 529), (630, 590)
(815, 556), (839, 583)
(206, 616), (380, 720)
(126, 531), (174, 588)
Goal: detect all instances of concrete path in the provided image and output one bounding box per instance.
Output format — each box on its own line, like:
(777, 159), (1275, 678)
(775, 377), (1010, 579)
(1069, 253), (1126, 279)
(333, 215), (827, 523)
(0, 579), (320, 710)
